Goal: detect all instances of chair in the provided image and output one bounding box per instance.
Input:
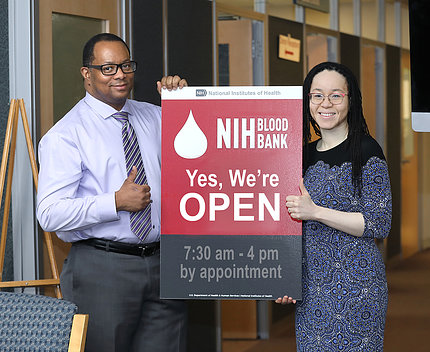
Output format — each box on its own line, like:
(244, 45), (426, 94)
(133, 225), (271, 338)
(0, 291), (88, 352)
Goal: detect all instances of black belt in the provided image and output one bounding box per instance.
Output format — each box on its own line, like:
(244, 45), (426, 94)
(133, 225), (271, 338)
(78, 238), (160, 257)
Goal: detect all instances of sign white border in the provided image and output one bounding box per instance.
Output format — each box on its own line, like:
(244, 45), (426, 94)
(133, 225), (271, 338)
(162, 86), (302, 100)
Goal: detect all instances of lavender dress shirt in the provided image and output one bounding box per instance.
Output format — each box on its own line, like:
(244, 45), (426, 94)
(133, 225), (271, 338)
(37, 92), (161, 244)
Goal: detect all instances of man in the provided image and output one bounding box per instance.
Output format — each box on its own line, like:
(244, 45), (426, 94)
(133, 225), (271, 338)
(37, 33), (187, 352)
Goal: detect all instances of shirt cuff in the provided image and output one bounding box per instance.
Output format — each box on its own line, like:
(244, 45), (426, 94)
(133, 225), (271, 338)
(96, 192), (120, 222)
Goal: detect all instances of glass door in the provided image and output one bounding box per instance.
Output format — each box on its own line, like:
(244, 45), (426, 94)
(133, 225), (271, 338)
(37, 0), (119, 295)
(216, 5), (265, 86)
(361, 42), (385, 146)
(38, 0), (119, 135)
(305, 27), (339, 142)
(400, 50), (419, 258)
(52, 14), (105, 124)
(215, 4), (266, 343)
(360, 41), (386, 257)
(305, 31), (338, 72)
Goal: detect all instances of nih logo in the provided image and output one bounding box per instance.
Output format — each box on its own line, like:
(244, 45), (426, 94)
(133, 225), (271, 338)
(196, 89), (207, 97)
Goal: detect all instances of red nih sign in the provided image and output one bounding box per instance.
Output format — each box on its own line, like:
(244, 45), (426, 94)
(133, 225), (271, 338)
(161, 86), (302, 236)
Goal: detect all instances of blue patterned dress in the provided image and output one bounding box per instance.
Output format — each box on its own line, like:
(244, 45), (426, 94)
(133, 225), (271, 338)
(295, 135), (392, 351)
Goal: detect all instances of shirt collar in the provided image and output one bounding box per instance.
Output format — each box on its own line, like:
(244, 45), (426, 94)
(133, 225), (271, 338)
(84, 92), (133, 119)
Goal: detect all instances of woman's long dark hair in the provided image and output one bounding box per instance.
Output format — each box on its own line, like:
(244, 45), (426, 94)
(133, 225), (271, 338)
(303, 62), (370, 194)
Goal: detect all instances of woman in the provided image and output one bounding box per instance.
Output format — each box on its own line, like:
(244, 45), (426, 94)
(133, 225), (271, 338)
(276, 62), (392, 351)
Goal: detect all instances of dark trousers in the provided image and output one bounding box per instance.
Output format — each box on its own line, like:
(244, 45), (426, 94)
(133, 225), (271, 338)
(60, 242), (187, 352)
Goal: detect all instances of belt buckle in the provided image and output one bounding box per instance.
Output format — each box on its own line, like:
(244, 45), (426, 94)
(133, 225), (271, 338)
(138, 246), (146, 257)
(139, 245), (156, 257)
(138, 245), (149, 257)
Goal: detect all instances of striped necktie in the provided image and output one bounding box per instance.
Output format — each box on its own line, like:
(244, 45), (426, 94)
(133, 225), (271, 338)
(113, 111), (152, 241)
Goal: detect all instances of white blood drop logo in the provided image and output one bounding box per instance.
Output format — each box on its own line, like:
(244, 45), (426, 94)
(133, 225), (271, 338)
(174, 110), (208, 159)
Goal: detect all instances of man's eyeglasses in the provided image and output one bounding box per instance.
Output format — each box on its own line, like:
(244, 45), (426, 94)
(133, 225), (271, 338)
(86, 61), (137, 76)
(308, 92), (348, 105)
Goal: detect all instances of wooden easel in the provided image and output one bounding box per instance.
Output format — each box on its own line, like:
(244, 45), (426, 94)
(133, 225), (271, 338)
(0, 99), (62, 298)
